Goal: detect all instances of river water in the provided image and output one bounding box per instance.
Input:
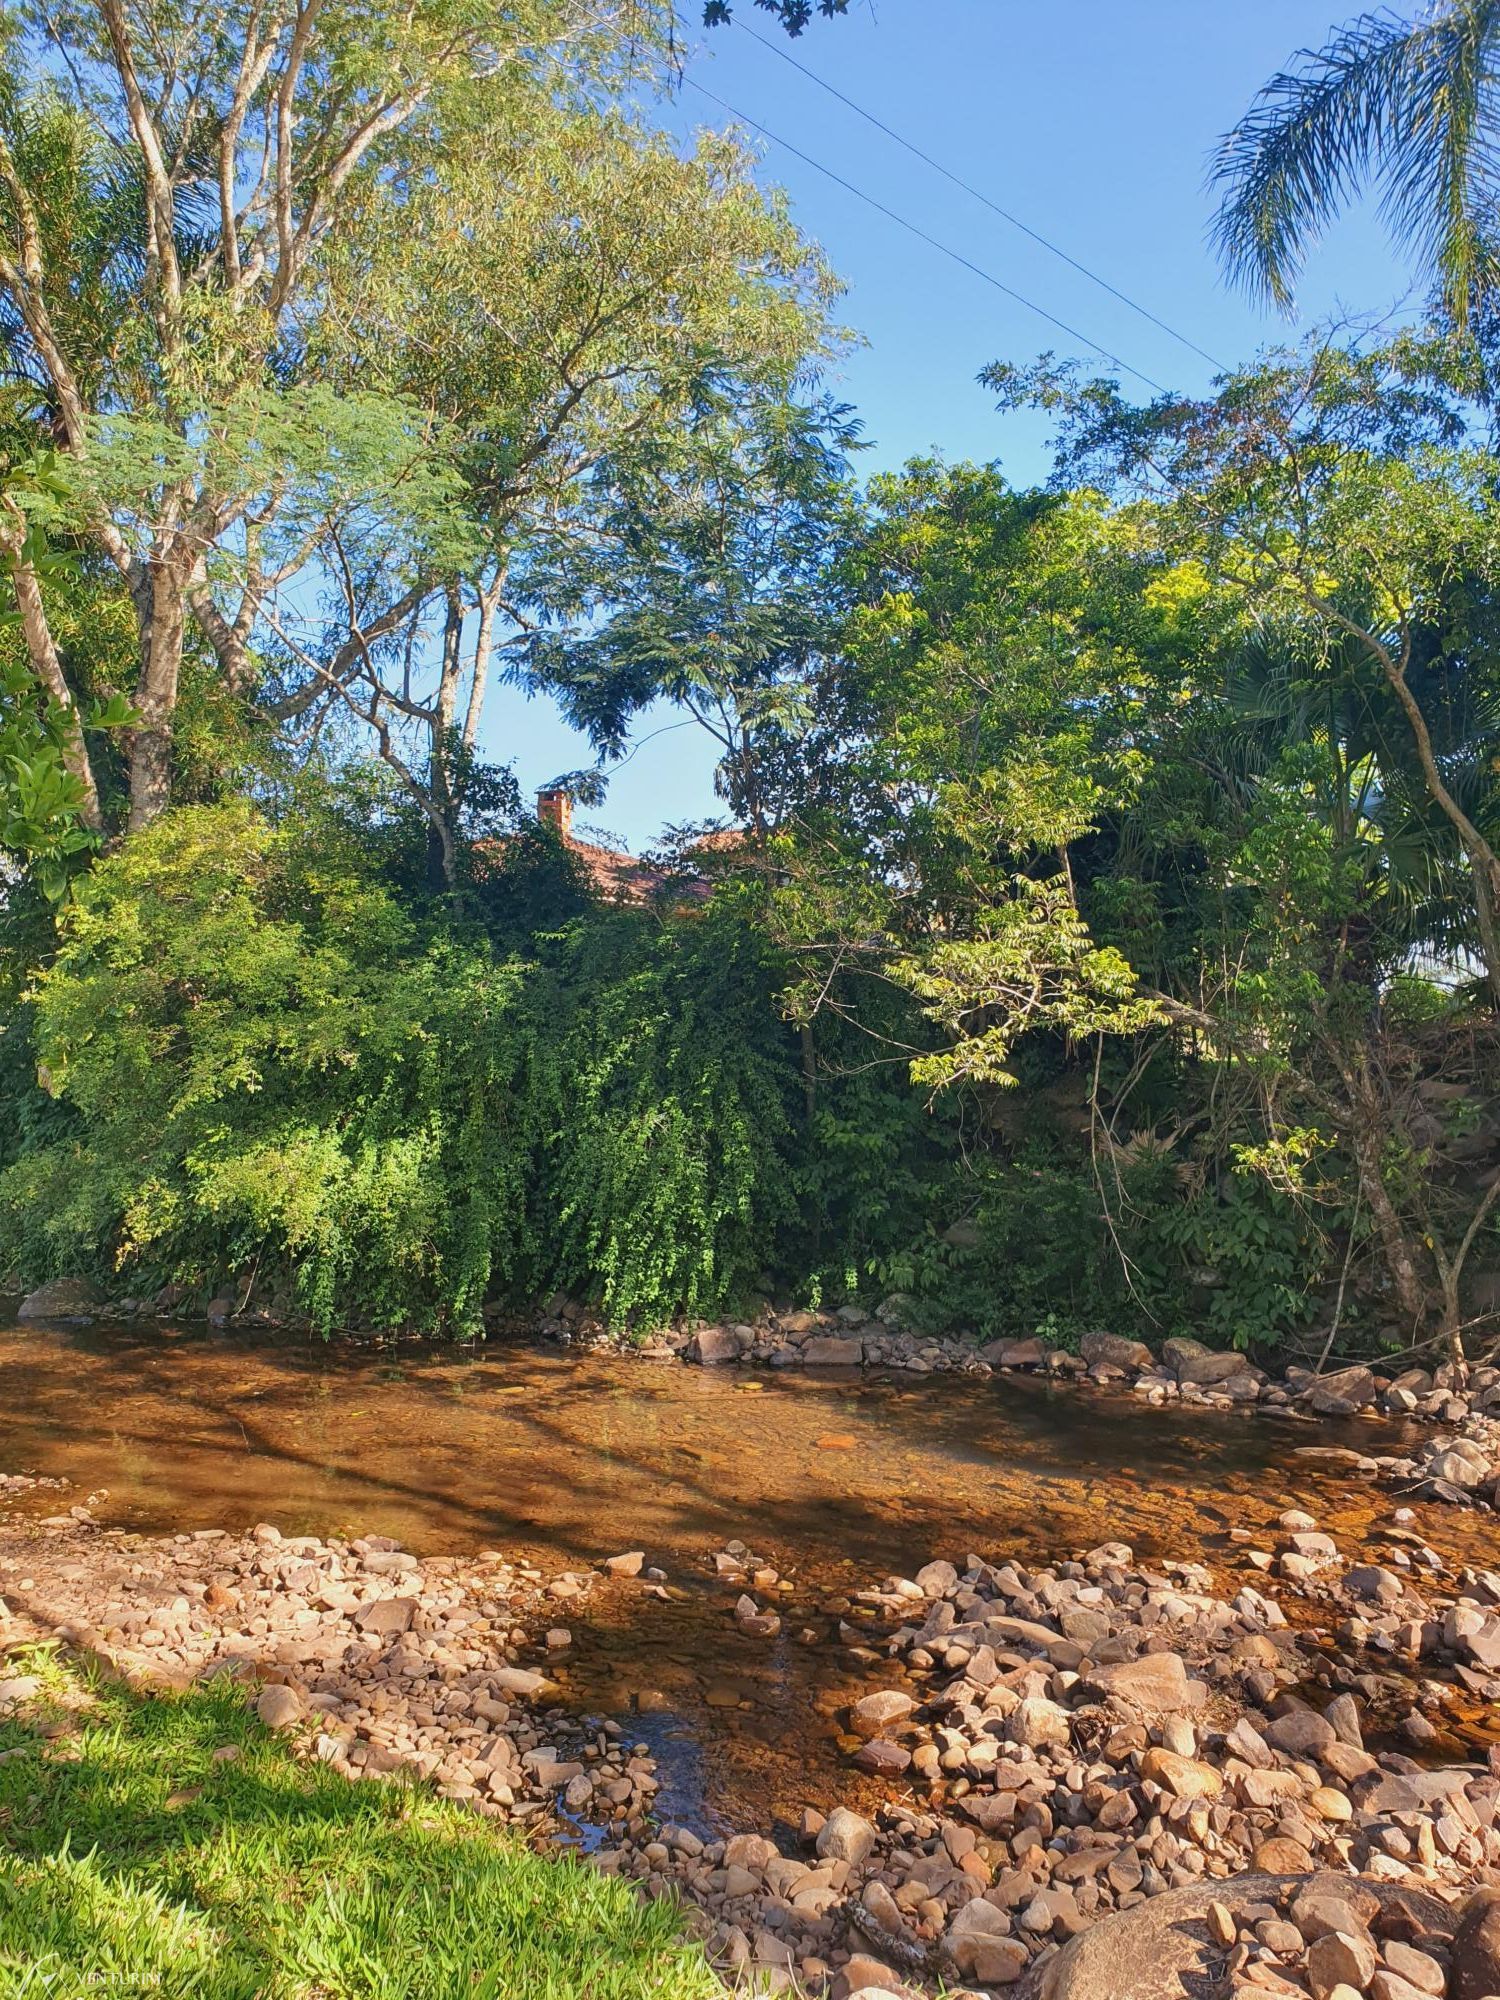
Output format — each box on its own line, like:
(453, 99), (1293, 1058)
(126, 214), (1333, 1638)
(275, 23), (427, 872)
(1, 1318), (1492, 1831)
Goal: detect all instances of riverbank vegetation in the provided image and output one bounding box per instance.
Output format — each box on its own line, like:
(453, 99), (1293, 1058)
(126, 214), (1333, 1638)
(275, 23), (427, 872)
(1, 0), (1499, 1365)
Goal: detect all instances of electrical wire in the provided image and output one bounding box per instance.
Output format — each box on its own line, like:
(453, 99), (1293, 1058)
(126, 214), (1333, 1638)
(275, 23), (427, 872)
(682, 75), (1175, 395)
(736, 19), (1229, 372)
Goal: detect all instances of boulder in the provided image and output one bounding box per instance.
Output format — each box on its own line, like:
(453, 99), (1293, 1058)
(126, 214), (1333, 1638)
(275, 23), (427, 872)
(914, 1559), (958, 1597)
(1264, 1706), (1337, 1758)
(1427, 1445), (1489, 1489)
(1028, 1875), (1453, 2000)
(1305, 1365), (1378, 1414)
(801, 1335), (864, 1367)
(354, 1597), (417, 1636)
(256, 1683), (303, 1730)
(688, 1325), (747, 1365)
(853, 1739), (911, 1776)
(1138, 1747), (1222, 1800)
(1080, 1652), (1206, 1715)
(1008, 1696), (1071, 1749)
(834, 1958), (915, 2000)
(850, 1690), (916, 1738)
(18, 1276), (103, 1320)
(988, 1337), (1046, 1368)
(1079, 1330), (1151, 1371)
(1452, 1885), (1500, 2000)
(945, 1897), (1024, 1981)
(816, 1806), (876, 1866)
(1161, 1337), (1259, 1386)
(1307, 1931), (1377, 1999)
(489, 1666), (553, 1699)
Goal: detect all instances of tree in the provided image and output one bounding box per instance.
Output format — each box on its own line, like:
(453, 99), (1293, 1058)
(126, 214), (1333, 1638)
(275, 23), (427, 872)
(985, 329), (1500, 1353)
(263, 117), (834, 889)
(523, 389), (860, 835)
(1213, 1), (1500, 322)
(0, 0), (831, 850)
(702, 2), (851, 31)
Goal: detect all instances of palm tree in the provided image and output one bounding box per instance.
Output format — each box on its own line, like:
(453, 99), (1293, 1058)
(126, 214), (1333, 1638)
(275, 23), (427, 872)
(1212, 1), (1500, 323)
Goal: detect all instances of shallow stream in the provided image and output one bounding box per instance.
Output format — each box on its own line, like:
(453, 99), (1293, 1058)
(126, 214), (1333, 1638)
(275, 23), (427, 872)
(1, 1318), (1495, 1832)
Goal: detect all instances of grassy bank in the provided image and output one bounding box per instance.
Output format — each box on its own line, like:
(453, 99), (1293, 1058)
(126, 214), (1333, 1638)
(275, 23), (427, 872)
(0, 1651), (719, 2000)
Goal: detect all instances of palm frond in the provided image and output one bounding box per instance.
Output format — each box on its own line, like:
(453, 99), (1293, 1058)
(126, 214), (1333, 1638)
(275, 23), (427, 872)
(1211, 0), (1500, 320)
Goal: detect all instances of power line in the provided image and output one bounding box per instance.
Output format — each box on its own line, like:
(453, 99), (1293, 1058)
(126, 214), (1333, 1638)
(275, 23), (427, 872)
(681, 76), (1175, 395)
(735, 19), (1229, 374)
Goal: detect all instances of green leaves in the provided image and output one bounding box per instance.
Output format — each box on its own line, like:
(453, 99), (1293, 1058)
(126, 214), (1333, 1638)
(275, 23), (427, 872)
(0, 653), (130, 894)
(0, 800), (805, 1329)
(896, 880), (1161, 1094)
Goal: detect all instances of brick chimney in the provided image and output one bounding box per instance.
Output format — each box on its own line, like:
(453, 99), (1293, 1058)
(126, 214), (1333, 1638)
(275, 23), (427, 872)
(537, 786), (573, 837)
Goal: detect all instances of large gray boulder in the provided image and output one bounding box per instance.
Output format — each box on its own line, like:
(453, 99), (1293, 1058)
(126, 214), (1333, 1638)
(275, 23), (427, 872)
(1021, 1874), (1454, 2000)
(687, 1324), (747, 1365)
(1161, 1335), (1261, 1386)
(1079, 1330), (1151, 1370)
(17, 1276), (103, 1320)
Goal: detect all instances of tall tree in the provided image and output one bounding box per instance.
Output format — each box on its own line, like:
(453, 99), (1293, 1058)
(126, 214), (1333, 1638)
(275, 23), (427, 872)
(523, 389), (859, 836)
(0, 0), (830, 847)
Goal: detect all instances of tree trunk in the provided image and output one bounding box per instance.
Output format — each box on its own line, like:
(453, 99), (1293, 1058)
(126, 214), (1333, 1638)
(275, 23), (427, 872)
(126, 554), (188, 831)
(1348, 1113), (1430, 1335)
(425, 585), (464, 893)
(0, 519), (103, 833)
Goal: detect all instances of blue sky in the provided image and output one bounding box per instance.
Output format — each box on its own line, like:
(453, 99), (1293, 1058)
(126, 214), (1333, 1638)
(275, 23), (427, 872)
(483, 0), (1416, 850)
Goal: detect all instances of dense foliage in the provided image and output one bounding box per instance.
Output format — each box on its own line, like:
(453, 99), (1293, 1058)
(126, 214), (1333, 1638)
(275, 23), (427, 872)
(2, 0), (1500, 1358)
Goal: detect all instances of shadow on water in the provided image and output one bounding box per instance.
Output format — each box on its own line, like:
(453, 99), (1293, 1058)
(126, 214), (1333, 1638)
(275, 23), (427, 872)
(0, 1317), (1490, 1828)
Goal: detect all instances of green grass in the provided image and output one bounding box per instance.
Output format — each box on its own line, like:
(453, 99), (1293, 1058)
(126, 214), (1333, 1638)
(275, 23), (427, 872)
(0, 1651), (721, 2000)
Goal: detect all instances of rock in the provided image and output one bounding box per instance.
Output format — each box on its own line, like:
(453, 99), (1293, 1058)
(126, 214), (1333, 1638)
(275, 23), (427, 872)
(1264, 1706), (1337, 1758)
(816, 1806), (876, 1866)
(1289, 1876), (1379, 1943)
(354, 1597), (416, 1636)
(944, 1897), (1021, 1979)
(256, 1683), (303, 1730)
(853, 1739), (911, 1776)
(18, 1276), (102, 1320)
(688, 1325), (746, 1365)
(1461, 1616), (1500, 1669)
(990, 1337), (1046, 1368)
(1309, 1784), (1353, 1822)
(1428, 1446), (1488, 1489)
(1452, 1885), (1500, 2000)
(1306, 1365), (1378, 1414)
(1139, 1747), (1223, 1800)
(1252, 1836), (1316, 1873)
(1372, 1976), (1441, 2000)
(834, 1957), (913, 2000)
(1079, 1331), (1152, 1371)
(801, 1335), (864, 1366)
(850, 1690), (917, 1738)
(724, 1833), (777, 1872)
(360, 1548), (419, 1576)
(0, 1675), (40, 1706)
(1081, 1652), (1205, 1714)
(1381, 1943), (1446, 1996)
(1009, 1695), (1071, 1749)
(1036, 1877), (1450, 2000)
(488, 1667), (553, 1699)
(915, 1559), (958, 1596)
(1307, 1930), (1378, 1999)
(603, 1551), (645, 1577)
(1162, 1338), (1258, 1386)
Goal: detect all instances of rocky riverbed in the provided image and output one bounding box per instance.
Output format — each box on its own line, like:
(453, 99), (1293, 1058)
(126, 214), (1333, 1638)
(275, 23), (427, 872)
(6, 1466), (1500, 1999)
